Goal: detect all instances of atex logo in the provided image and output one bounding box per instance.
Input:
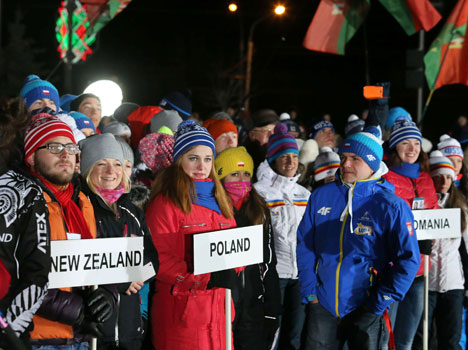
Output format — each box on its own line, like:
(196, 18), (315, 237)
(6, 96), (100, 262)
(317, 207), (331, 215)
(367, 154), (376, 161)
(0, 233), (13, 243)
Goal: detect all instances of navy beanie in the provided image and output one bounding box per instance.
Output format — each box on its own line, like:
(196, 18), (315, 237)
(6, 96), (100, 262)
(70, 93), (100, 112)
(173, 120), (215, 162)
(19, 75), (60, 111)
(340, 126), (383, 173)
(159, 91), (192, 119)
(309, 120), (335, 139)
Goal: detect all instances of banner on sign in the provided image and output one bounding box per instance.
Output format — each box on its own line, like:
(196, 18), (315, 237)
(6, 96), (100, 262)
(412, 208), (461, 240)
(49, 237), (155, 288)
(193, 225), (263, 275)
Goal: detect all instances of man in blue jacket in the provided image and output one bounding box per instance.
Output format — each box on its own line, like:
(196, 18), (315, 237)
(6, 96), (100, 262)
(297, 127), (420, 349)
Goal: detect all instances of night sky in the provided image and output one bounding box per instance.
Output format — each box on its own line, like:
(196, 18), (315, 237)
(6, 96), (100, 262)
(3, 0), (467, 143)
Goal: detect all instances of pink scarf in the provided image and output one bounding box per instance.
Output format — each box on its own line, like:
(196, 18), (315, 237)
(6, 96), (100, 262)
(96, 185), (125, 204)
(224, 181), (251, 209)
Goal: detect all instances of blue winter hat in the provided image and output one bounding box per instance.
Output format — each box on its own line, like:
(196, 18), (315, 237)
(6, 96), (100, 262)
(340, 127), (383, 173)
(59, 94), (77, 113)
(69, 111), (96, 133)
(19, 75), (60, 111)
(173, 120), (215, 162)
(388, 120), (422, 149)
(309, 120), (335, 139)
(385, 107), (412, 130)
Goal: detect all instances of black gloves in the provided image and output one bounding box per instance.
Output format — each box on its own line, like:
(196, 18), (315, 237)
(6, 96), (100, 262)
(77, 316), (104, 338)
(85, 288), (115, 323)
(207, 269), (239, 290)
(264, 317), (279, 348)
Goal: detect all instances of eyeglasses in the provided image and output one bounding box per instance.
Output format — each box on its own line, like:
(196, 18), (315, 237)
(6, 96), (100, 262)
(36, 143), (80, 155)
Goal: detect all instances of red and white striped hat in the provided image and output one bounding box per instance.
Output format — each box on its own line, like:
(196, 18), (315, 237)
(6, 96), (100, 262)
(24, 113), (76, 161)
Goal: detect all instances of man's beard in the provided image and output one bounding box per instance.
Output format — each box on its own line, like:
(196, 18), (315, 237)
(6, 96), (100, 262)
(34, 155), (74, 186)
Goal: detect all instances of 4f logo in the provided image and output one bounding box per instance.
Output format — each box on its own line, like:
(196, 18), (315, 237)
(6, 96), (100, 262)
(317, 207), (331, 216)
(366, 154), (376, 162)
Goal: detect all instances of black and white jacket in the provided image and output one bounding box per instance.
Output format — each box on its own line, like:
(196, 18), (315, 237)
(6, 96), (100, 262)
(0, 169), (50, 338)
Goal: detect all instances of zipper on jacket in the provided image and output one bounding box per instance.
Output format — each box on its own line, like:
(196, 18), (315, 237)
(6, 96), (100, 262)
(182, 223), (207, 228)
(335, 210), (349, 318)
(220, 223), (231, 227)
(114, 293), (120, 346)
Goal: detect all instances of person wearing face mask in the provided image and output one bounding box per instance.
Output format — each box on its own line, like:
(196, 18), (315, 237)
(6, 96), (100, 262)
(215, 146), (281, 350)
(80, 133), (159, 350)
(145, 120), (240, 350)
(254, 123), (310, 350)
(411, 151), (468, 350)
(383, 120), (438, 350)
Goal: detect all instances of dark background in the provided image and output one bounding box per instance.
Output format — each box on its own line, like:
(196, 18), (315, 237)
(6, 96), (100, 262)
(1, 0), (467, 143)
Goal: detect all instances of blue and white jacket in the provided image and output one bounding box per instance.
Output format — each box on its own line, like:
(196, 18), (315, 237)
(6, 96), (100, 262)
(297, 164), (420, 317)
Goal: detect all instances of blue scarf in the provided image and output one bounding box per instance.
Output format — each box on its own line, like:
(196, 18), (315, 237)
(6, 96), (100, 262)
(391, 162), (420, 179)
(193, 179), (221, 214)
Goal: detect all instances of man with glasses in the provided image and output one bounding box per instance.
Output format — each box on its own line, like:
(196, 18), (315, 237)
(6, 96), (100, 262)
(24, 114), (115, 350)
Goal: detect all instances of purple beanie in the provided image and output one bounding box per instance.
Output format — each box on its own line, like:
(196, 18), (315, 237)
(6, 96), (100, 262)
(266, 123), (299, 164)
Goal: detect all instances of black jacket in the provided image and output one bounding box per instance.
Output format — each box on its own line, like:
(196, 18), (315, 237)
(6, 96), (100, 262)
(82, 183), (159, 344)
(232, 203), (281, 346)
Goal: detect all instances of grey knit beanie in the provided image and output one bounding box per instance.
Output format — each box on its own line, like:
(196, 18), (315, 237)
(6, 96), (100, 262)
(80, 133), (125, 176)
(150, 109), (183, 133)
(115, 136), (134, 165)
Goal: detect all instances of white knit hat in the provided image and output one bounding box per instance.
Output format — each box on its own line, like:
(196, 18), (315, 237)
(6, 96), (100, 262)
(437, 134), (464, 159)
(314, 147), (340, 182)
(429, 150), (456, 180)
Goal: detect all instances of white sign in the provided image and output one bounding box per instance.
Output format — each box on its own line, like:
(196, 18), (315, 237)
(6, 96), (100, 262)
(193, 225), (263, 275)
(49, 237), (156, 288)
(412, 208), (461, 240)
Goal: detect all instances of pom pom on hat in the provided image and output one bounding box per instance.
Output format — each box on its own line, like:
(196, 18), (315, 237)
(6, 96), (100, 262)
(429, 150), (456, 180)
(344, 114), (365, 137)
(20, 75), (60, 111)
(215, 147), (254, 181)
(388, 120), (422, 149)
(314, 147), (340, 182)
(437, 134), (464, 159)
(279, 113), (290, 121)
(266, 123), (299, 164)
(173, 120), (216, 162)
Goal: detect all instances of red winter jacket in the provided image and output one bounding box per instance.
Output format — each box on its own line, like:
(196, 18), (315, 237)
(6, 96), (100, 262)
(0, 259), (10, 300)
(384, 169), (438, 276)
(146, 194), (237, 350)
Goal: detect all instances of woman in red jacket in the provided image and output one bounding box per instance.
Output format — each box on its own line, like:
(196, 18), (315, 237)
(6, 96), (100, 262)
(145, 120), (238, 350)
(383, 120), (438, 350)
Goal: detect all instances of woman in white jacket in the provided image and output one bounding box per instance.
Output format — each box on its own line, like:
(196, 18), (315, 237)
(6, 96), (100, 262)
(414, 150), (468, 350)
(254, 123), (310, 350)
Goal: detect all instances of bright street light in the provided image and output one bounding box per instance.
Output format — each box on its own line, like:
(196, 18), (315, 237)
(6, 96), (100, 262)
(274, 5), (286, 15)
(84, 80), (123, 117)
(228, 3), (238, 12)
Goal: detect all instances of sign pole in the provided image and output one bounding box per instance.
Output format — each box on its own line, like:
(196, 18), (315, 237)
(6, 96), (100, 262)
(91, 285), (98, 350)
(226, 289), (232, 350)
(423, 256), (429, 350)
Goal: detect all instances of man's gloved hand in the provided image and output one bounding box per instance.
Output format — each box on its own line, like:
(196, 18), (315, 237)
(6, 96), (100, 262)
(75, 307), (104, 338)
(264, 317), (279, 348)
(85, 288), (115, 323)
(207, 269), (239, 290)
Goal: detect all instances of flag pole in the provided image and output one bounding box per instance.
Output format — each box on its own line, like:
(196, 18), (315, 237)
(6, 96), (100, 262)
(420, 29), (456, 126)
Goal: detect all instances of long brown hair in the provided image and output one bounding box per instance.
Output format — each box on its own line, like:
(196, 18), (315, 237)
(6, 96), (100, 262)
(149, 155), (233, 219)
(387, 149), (430, 173)
(446, 184), (468, 233)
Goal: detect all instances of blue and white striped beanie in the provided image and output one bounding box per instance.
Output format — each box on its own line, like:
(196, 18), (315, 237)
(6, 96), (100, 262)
(173, 120), (216, 162)
(388, 120), (422, 149)
(340, 126), (383, 173)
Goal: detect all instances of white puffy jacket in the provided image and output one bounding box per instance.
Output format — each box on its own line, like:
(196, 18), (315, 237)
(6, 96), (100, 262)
(254, 160), (310, 279)
(429, 192), (468, 292)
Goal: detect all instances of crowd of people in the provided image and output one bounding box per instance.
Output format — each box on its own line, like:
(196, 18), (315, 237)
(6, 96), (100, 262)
(0, 75), (468, 350)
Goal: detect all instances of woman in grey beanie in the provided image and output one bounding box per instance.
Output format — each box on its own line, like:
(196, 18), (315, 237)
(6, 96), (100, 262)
(79, 133), (159, 350)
